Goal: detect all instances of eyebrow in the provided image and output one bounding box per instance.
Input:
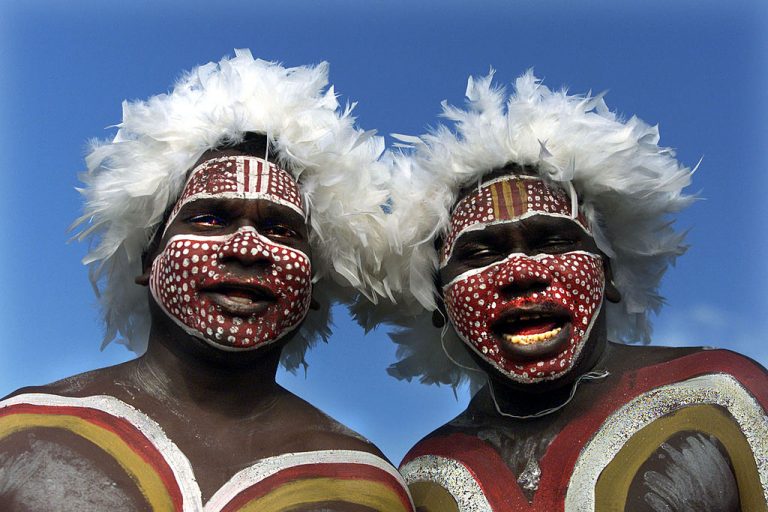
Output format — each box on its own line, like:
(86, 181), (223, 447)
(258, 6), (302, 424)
(260, 201), (307, 228)
(519, 215), (585, 233)
(451, 215), (588, 246)
(179, 197), (307, 227)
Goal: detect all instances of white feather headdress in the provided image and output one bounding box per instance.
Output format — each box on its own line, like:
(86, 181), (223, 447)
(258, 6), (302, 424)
(73, 49), (390, 371)
(382, 69), (694, 388)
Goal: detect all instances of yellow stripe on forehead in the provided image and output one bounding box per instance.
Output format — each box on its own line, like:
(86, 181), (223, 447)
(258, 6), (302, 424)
(487, 175), (566, 221)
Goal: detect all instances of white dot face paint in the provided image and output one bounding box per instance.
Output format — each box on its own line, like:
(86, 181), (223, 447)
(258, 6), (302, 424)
(442, 175), (605, 383)
(444, 252), (604, 383)
(149, 155), (312, 351)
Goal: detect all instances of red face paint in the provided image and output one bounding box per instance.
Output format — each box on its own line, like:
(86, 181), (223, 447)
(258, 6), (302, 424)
(149, 156), (312, 351)
(442, 176), (604, 383)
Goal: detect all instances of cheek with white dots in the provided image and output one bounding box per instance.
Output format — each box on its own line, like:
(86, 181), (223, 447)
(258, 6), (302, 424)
(444, 252), (604, 383)
(149, 230), (312, 350)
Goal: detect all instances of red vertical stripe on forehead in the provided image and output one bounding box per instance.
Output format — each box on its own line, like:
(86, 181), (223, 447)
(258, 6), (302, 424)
(242, 157), (251, 193)
(254, 159), (263, 194)
(489, 179), (527, 221)
(515, 179), (528, 216)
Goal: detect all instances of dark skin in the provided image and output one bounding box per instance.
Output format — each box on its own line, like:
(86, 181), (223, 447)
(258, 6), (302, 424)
(424, 173), (738, 509)
(0, 146), (386, 511)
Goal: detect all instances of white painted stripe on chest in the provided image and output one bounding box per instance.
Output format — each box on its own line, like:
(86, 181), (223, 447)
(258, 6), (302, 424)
(0, 393), (203, 511)
(205, 449), (412, 511)
(565, 373), (768, 511)
(400, 454), (491, 512)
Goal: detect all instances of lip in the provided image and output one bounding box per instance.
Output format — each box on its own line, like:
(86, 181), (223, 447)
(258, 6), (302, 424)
(491, 304), (572, 361)
(201, 281), (277, 316)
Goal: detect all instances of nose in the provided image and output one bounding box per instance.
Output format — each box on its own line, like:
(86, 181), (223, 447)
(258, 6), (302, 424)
(497, 257), (551, 299)
(215, 227), (274, 269)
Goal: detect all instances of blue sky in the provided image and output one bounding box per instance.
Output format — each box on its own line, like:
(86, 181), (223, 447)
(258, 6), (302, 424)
(1, 0), (766, 464)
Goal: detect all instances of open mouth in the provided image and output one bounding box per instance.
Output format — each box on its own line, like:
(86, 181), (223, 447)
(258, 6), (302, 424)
(492, 308), (570, 347)
(202, 283), (277, 315)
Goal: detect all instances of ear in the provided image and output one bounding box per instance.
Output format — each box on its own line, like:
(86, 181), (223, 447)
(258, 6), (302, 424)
(603, 257), (621, 303)
(431, 287), (448, 328)
(431, 271), (448, 328)
(135, 270), (150, 287)
(135, 228), (164, 287)
(134, 252), (154, 286)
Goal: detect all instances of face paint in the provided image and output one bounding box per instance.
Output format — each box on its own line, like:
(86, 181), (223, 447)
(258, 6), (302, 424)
(442, 175), (604, 383)
(165, 155), (305, 233)
(440, 175), (588, 267)
(149, 155), (312, 351)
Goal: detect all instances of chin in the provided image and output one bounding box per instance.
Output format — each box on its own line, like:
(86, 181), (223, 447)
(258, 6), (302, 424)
(472, 332), (593, 386)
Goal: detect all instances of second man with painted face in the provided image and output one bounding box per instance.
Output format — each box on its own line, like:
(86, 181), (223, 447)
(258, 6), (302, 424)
(382, 71), (768, 511)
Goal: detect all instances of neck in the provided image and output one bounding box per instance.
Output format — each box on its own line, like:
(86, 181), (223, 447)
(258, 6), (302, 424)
(133, 320), (285, 416)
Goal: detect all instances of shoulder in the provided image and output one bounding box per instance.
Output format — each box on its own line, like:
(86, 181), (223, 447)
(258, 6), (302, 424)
(0, 431), (149, 511)
(399, 428), (505, 512)
(606, 343), (768, 389)
(572, 346), (768, 511)
(2, 362), (136, 402)
(269, 390), (387, 459)
(0, 388), (153, 511)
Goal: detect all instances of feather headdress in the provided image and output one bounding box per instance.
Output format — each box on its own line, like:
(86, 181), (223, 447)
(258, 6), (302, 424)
(73, 49), (390, 371)
(383, 70), (693, 388)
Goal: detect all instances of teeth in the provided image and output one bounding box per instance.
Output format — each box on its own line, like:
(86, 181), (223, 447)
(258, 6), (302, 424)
(503, 327), (561, 346)
(227, 295), (254, 304)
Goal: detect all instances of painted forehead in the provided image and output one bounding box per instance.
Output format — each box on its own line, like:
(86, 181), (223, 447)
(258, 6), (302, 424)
(440, 175), (590, 265)
(166, 155), (306, 230)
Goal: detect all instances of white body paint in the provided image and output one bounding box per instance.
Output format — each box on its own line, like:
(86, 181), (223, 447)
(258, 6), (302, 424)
(1, 393), (409, 512)
(565, 374), (768, 511)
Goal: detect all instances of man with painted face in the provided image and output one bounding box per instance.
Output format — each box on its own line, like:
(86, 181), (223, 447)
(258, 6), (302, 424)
(381, 72), (768, 511)
(0, 51), (414, 512)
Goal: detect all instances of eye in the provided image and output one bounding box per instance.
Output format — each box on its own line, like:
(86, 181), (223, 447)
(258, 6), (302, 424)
(536, 237), (577, 253)
(455, 244), (502, 266)
(187, 213), (227, 227)
(261, 221), (300, 240)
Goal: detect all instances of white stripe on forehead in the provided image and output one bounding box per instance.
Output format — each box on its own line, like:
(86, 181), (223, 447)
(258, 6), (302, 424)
(164, 155), (306, 235)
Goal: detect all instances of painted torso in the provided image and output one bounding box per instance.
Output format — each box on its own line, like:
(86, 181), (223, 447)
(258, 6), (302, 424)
(400, 349), (768, 512)
(0, 392), (414, 512)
